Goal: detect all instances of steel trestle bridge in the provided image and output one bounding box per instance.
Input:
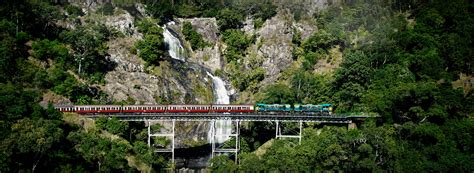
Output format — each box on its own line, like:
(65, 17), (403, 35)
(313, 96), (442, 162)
(84, 113), (372, 123)
(86, 113), (376, 165)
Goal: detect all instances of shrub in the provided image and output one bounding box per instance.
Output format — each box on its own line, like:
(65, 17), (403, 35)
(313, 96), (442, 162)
(182, 21), (209, 50)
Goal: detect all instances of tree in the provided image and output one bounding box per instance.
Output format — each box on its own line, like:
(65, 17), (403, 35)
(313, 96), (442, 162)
(67, 131), (131, 171)
(10, 118), (63, 172)
(261, 83), (295, 104)
(208, 155), (237, 172)
(238, 153), (265, 172)
(105, 117), (129, 137)
(133, 141), (163, 166)
(182, 21), (208, 50)
(31, 39), (70, 62)
(135, 34), (167, 66)
(60, 25), (112, 82)
(216, 8), (243, 31)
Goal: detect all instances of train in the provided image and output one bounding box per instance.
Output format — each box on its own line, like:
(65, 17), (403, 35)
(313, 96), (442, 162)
(55, 103), (333, 115)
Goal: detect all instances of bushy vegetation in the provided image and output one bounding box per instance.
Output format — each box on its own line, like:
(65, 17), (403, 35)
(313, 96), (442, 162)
(182, 21), (209, 50)
(210, 0), (474, 172)
(97, 3), (115, 16)
(0, 0), (472, 172)
(0, 1), (167, 172)
(65, 5), (84, 17)
(211, 119), (474, 172)
(134, 19), (168, 66)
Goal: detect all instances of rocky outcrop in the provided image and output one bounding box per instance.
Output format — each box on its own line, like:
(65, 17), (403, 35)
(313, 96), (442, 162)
(104, 10), (139, 38)
(176, 18), (224, 73)
(274, 0), (343, 16)
(254, 12), (294, 84)
(97, 10), (214, 105)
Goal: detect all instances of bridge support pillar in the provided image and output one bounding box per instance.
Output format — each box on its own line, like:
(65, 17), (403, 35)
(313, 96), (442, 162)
(147, 120), (175, 164)
(275, 120), (303, 145)
(210, 119), (240, 163)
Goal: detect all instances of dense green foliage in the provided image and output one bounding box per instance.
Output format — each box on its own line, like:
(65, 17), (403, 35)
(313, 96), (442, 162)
(182, 21), (209, 50)
(134, 19), (168, 66)
(208, 0), (474, 172)
(0, 0), (472, 172)
(212, 120), (473, 172)
(65, 5), (84, 17)
(0, 1), (166, 172)
(96, 117), (130, 137)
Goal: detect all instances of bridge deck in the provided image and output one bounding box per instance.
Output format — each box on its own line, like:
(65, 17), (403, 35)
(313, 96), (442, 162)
(83, 113), (377, 123)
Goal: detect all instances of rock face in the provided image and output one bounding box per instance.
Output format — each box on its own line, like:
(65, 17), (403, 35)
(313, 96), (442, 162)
(245, 11), (318, 85)
(104, 10), (139, 38)
(177, 18), (224, 73)
(173, 11), (321, 98)
(274, 0), (343, 16)
(254, 12), (295, 84)
(98, 9), (213, 105)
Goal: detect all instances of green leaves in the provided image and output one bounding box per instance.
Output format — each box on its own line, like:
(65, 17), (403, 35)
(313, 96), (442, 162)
(96, 117), (129, 137)
(11, 118), (63, 154)
(31, 39), (70, 62)
(136, 34), (167, 65)
(216, 8), (244, 31)
(67, 131), (131, 171)
(135, 20), (167, 66)
(182, 21), (209, 50)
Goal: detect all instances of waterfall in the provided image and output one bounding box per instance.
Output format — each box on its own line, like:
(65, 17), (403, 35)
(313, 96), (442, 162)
(206, 72), (232, 144)
(163, 26), (186, 62)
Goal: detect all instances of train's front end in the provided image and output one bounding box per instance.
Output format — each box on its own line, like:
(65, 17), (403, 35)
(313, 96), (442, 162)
(321, 104), (333, 115)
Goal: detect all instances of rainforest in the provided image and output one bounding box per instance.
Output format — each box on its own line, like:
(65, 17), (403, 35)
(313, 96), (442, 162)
(0, 0), (472, 172)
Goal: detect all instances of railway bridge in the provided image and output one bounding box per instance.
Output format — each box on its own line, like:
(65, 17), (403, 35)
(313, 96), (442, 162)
(85, 113), (376, 164)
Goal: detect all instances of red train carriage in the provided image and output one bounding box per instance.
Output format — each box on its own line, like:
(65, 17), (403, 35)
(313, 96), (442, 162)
(167, 104), (211, 113)
(55, 105), (75, 112)
(54, 104), (256, 114)
(211, 104), (254, 113)
(75, 105), (122, 114)
(122, 105), (167, 113)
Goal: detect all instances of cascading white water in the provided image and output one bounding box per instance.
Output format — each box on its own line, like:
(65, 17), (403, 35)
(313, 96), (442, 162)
(206, 72), (232, 143)
(160, 23), (231, 144)
(163, 26), (186, 62)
